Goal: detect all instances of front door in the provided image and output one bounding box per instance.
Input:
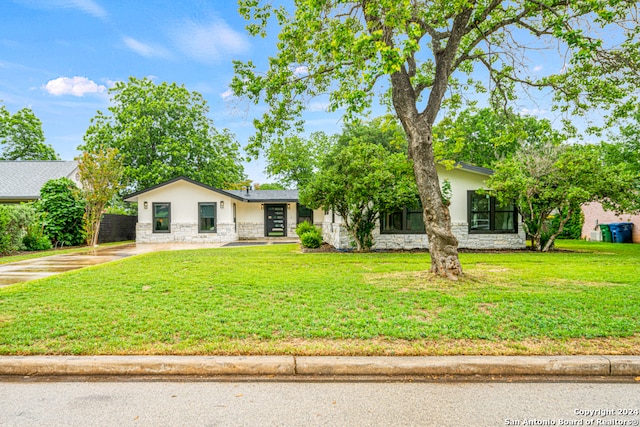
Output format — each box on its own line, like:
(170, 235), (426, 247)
(265, 204), (287, 237)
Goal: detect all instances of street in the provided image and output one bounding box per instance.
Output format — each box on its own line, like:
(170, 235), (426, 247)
(1, 379), (639, 426)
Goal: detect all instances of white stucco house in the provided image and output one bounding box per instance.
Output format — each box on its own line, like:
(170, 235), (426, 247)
(124, 163), (526, 250)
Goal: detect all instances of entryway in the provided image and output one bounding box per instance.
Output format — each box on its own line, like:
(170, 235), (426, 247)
(265, 204), (287, 237)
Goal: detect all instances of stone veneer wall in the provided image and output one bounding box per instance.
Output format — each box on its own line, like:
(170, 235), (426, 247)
(238, 222), (299, 239)
(237, 222), (263, 240)
(323, 221), (526, 250)
(136, 222), (237, 243)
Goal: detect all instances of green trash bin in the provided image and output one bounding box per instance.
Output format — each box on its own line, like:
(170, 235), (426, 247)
(599, 224), (612, 242)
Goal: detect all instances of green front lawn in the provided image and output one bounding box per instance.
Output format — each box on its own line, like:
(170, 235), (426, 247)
(0, 240), (638, 355)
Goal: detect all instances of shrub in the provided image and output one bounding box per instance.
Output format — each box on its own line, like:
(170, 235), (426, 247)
(297, 221), (323, 249)
(295, 221), (316, 238)
(552, 209), (585, 240)
(39, 178), (86, 247)
(0, 203), (37, 254)
(300, 229), (323, 248)
(22, 217), (52, 251)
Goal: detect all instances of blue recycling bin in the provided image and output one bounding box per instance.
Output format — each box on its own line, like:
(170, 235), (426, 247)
(608, 222), (634, 243)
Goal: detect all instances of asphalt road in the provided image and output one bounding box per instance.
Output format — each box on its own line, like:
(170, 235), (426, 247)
(1, 380), (639, 426)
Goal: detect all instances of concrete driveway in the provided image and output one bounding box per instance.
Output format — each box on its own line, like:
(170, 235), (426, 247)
(0, 243), (224, 287)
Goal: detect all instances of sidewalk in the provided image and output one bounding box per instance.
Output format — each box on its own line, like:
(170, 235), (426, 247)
(1, 355), (639, 378)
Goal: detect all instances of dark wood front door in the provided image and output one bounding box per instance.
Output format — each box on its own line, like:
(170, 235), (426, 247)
(265, 204), (287, 237)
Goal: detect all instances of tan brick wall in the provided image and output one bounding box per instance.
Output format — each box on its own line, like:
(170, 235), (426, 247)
(581, 202), (640, 243)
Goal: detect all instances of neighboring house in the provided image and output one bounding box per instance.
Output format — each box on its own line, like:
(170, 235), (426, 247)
(125, 163), (526, 250)
(581, 202), (640, 243)
(0, 161), (80, 203)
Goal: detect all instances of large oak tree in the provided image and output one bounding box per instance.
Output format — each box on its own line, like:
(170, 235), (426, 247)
(232, 0), (640, 278)
(0, 105), (59, 161)
(81, 77), (246, 192)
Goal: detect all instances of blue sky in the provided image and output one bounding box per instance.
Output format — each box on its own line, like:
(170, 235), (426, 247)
(0, 0), (348, 182)
(1, 0), (569, 183)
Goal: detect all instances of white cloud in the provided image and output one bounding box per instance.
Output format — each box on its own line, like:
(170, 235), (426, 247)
(122, 37), (172, 59)
(532, 65), (543, 72)
(220, 88), (235, 101)
(170, 19), (250, 64)
(43, 76), (107, 96)
(307, 102), (330, 112)
(17, 0), (108, 19)
(293, 66), (308, 77)
(520, 107), (547, 116)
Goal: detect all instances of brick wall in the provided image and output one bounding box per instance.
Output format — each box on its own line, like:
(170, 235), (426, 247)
(582, 202), (639, 243)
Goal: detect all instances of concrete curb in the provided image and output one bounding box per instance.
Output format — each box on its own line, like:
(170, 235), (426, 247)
(1, 355), (639, 377)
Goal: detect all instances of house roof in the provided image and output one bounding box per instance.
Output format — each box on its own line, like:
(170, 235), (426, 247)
(123, 176), (299, 203)
(454, 162), (494, 176)
(0, 161), (79, 202)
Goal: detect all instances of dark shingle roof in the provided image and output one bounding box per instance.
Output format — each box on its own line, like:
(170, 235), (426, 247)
(225, 189), (298, 202)
(0, 161), (79, 201)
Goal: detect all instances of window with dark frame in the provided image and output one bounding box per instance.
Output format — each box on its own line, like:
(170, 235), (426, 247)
(198, 202), (217, 233)
(297, 204), (313, 225)
(153, 203), (170, 233)
(381, 205), (426, 234)
(468, 191), (517, 233)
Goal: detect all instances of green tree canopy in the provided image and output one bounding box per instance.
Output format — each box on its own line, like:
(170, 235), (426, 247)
(81, 77), (246, 192)
(300, 137), (417, 251)
(233, 0), (640, 278)
(433, 108), (565, 169)
(488, 143), (639, 251)
(0, 105), (59, 161)
(264, 132), (333, 188)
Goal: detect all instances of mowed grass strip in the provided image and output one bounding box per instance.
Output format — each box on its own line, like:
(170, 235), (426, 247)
(0, 241), (638, 355)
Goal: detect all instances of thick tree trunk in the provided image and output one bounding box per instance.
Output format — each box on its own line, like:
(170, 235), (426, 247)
(390, 73), (463, 279)
(406, 118), (463, 279)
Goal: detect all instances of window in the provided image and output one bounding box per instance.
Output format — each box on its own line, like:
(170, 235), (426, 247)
(199, 202), (217, 233)
(468, 191), (517, 233)
(297, 204), (313, 225)
(153, 203), (170, 233)
(381, 205), (426, 234)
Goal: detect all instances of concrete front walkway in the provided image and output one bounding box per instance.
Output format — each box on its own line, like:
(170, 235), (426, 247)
(0, 243), (224, 287)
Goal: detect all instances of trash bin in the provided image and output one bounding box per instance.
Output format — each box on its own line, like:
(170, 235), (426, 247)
(599, 224), (612, 242)
(608, 222), (634, 243)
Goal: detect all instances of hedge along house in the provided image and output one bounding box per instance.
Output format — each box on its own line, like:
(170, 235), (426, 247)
(323, 163), (526, 250)
(123, 177), (323, 243)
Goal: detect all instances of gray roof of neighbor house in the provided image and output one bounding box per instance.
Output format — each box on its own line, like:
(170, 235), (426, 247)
(123, 176), (299, 203)
(0, 161), (79, 202)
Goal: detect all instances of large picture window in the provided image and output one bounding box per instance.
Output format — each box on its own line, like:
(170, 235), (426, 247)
(381, 205), (426, 234)
(468, 191), (517, 233)
(199, 202), (217, 233)
(153, 203), (170, 233)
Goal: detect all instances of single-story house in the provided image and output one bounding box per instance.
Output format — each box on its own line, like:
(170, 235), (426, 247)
(124, 163), (526, 250)
(0, 160), (80, 203)
(581, 202), (639, 243)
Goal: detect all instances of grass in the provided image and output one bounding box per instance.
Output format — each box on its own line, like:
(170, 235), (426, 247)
(0, 241), (134, 265)
(0, 240), (638, 356)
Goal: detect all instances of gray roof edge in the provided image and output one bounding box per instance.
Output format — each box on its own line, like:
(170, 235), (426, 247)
(123, 176), (246, 202)
(123, 177), (300, 203)
(439, 161), (494, 176)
